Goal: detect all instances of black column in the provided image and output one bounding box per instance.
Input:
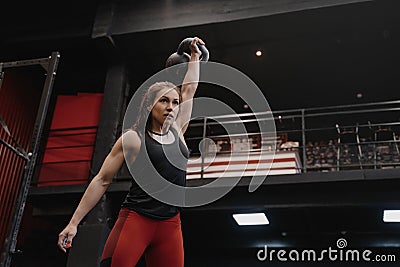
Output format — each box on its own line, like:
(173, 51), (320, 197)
(66, 61), (129, 267)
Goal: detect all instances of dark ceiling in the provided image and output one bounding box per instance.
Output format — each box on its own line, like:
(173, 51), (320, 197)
(1, 1), (399, 111)
(115, 0), (400, 111)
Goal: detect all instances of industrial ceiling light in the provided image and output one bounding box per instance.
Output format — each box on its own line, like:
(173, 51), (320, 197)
(383, 210), (400, 222)
(233, 213), (269, 226)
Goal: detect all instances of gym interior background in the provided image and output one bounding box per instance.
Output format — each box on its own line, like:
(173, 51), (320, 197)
(0, 0), (399, 266)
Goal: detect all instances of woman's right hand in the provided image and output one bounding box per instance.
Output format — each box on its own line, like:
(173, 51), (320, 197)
(189, 37), (205, 57)
(57, 224), (77, 253)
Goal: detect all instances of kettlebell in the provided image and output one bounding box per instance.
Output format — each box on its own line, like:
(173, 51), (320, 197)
(165, 37), (209, 85)
(165, 37), (209, 68)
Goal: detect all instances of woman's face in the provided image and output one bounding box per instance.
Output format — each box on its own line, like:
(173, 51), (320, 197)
(150, 88), (180, 128)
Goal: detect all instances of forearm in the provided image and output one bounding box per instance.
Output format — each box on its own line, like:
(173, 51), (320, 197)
(68, 176), (110, 226)
(182, 53), (200, 93)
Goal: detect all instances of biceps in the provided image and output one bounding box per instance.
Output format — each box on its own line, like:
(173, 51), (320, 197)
(98, 151), (125, 183)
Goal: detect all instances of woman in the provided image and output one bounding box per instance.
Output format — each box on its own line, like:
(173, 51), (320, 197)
(57, 37), (204, 267)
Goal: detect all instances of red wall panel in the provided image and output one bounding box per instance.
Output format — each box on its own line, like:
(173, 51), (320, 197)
(37, 93), (103, 186)
(50, 94), (103, 129)
(0, 68), (42, 253)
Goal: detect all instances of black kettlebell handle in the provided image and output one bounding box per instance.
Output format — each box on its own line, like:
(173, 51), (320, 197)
(176, 37), (209, 62)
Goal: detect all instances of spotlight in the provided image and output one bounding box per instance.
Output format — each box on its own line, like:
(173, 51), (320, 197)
(233, 213), (269, 226)
(383, 210), (400, 222)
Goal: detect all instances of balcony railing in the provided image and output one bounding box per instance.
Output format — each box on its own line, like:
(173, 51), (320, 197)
(185, 100), (400, 177)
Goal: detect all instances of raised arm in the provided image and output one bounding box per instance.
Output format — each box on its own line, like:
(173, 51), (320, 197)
(57, 130), (140, 252)
(175, 37), (204, 134)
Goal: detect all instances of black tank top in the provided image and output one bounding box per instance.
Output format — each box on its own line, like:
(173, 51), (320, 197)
(121, 127), (189, 220)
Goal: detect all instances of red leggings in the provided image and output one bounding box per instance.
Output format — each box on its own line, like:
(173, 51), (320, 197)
(100, 208), (184, 267)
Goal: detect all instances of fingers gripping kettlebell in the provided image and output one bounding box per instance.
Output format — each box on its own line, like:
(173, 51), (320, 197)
(165, 37), (209, 68)
(176, 37), (209, 62)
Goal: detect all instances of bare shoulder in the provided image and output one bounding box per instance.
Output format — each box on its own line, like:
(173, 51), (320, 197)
(122, 129), (141, 140)
(120, 130), (141, 152)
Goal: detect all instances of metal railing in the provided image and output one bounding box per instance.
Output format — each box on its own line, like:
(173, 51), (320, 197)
(185, 100), (400, 174)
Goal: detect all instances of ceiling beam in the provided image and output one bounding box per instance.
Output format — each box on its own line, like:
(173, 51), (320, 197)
(93, 0), (373, 36)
